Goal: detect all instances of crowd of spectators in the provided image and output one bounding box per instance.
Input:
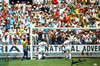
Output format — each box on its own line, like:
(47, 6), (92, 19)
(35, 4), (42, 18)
(0, 0), (100, 45)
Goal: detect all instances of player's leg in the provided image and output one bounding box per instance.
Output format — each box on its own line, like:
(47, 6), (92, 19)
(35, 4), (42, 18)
(41, 49), (46, 59)
(34, 50), (38, 60)
(65, 46), (71, 59)
(25, 49), (28, 59)
(21, 49), (25, 60)
(42, 53), (45, 59)
(38, 49), (43, 60)
(63, 50), (68, 59)
(68, 50), (71, 59)
(38, 52), (42, 60)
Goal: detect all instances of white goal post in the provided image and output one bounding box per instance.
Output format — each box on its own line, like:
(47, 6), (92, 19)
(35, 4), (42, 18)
(30, 27), (100, 60)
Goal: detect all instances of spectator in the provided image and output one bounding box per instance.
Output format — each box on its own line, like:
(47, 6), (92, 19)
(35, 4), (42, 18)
(90, 33), (96, 44)
(74, 35), (81, 45)
(26, 2), (32, 11)
(0, 0), (99, 45)
(90, 0), (95, 4)
(89, 22), (95, 27)
(48, 31), (52, 44)
(2, 34), (9, 45)
(19, 27), (24, 36)
(5, 20), (10, 30)
(48, 22), (54, 27)
(82, 32), (90, 40)
(8, 34), (13, 45)
(53, 0), (58, 4)
(66, 0), (71, 4)
(13, 34), (18, 45)
(56, 32), (62, 44)
(15, 1), (22, 10)
(81, 38), (86, 44)
(85, 37), (92, 44)
(0, 34), (2, 45)
(68, 33), (75, 45)
(51, 33), (56, 44)
(32, 30), (38, 45)
(97, 32), (100, 41)
(97, 38), (100, 45)
(17, 38), (22, 45)
(42, 32), (48, 43)
(10, 17), (14, 25)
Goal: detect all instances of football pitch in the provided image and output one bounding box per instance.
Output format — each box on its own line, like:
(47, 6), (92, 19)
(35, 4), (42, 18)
(0, 58), (100, 66)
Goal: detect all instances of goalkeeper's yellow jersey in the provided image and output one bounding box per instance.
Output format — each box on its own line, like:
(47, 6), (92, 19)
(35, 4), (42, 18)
(22, 40), (27, 49)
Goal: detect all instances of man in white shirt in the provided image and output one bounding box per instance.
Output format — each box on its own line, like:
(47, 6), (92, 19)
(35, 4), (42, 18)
(2, 34), (9, 45)
(32, 30), (38, 45)
(85, 37), (92, 44)
(82, 32), (90, 40)
(35, 39), (50, 59)
(59, 38), (71, 59)
(69, 33), (75, 45)
(66, 0), (72, 4)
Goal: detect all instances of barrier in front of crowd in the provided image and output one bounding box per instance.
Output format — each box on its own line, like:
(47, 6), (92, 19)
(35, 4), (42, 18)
(0, 45), (100, 58)
(0, 45), (100, 53)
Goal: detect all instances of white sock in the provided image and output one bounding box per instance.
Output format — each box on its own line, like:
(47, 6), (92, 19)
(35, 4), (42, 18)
(69, 54), (71, 59)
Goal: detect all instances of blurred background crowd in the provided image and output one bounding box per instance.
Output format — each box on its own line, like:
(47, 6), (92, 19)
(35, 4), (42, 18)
(0, 0), (100, 45)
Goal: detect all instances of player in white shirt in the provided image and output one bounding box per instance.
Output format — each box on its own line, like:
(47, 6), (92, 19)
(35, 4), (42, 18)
(35, 40), (50, 60)
(59, 38), (71, 59)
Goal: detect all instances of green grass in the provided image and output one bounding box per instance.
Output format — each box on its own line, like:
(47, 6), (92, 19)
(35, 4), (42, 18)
(0, 58), (100, 66)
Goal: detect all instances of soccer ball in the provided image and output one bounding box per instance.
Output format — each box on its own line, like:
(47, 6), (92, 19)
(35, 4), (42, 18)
(46, 53), (48, 56)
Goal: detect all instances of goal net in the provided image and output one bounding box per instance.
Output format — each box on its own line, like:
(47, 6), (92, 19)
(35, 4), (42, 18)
(30, 27), (100, 59)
